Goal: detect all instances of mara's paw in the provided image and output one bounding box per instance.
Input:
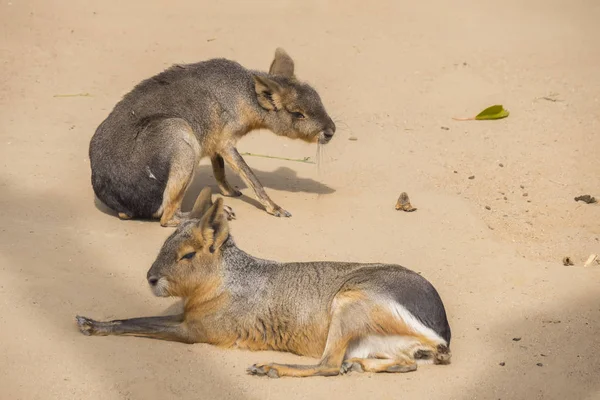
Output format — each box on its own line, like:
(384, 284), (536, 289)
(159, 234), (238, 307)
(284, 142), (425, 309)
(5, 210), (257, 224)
(76, 316), (97, 336)
(221, 187), (243, 198)
(223, 205), (236, 221)
(247, 363), (280, 379)
(341, 358), (418, 374)
(435, 352), (452, 365)
(434, 344), (452, 365)
(267, 205), (292, 218)
(160, 217), (182, 227)
(340, 361), (364, 374)
(385, 363), (418, 373)
(413, 349), (435, 360)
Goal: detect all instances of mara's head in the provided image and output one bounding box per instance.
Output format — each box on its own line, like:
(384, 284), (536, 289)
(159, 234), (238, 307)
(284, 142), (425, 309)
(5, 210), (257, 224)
(146, 188), (230, 298)
(253, 48), (336, 145)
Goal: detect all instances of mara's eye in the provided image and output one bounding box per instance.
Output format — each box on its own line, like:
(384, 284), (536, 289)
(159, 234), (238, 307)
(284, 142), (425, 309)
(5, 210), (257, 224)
(291, 111), (305, 119)
(180, 251), (196, 261)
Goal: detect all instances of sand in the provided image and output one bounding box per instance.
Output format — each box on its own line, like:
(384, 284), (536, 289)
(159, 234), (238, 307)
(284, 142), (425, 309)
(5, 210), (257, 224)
(1, 0), (599, 399)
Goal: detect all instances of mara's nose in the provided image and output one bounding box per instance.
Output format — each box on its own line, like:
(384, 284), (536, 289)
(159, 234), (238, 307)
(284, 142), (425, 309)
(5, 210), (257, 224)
(148, 276), (159, 286)
(323, 128), (335, 139)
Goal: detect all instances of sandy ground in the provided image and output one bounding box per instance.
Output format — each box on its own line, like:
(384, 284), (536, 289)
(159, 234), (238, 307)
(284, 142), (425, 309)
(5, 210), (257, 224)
(1, 0), (600, 399)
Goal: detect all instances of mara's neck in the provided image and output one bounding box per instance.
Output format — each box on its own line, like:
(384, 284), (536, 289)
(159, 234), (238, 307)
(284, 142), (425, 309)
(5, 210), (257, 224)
(219, 235), (276, 269)
(240, 106), (271, 135)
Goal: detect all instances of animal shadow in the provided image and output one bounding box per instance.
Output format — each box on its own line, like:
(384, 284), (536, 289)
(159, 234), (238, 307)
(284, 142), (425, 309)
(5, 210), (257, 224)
(94, 165), (335, 217)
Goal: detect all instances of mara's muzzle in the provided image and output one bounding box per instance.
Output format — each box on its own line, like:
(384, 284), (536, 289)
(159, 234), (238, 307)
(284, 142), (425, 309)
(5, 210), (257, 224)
(319, 128), (335, 144)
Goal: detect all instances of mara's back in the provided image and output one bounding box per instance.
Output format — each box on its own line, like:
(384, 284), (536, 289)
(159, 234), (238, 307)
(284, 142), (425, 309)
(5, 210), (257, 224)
(220, 248), (451, 345)
(90, 58), (253, 153)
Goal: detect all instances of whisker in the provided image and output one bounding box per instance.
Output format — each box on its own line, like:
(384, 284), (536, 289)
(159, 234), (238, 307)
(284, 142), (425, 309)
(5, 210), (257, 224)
(331, 114), (352, 135)
(316, 141), (324, 177)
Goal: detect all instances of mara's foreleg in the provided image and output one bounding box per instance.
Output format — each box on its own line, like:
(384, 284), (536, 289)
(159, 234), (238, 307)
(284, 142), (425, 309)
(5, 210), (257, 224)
(76, 314), (192, 343)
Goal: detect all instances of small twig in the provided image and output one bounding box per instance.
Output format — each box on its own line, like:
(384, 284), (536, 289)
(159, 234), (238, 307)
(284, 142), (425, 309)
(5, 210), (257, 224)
(535, 96), (564, 102)
(451, 116), (475, 121)
(53, 93), (92, 98)
(534, 92), (563, 102)
(241, 152), (315, 164)
(548, 179), (567, 186)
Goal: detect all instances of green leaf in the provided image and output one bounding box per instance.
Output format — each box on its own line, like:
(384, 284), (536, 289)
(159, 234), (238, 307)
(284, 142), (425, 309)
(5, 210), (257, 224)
(474, 105), (509, 120)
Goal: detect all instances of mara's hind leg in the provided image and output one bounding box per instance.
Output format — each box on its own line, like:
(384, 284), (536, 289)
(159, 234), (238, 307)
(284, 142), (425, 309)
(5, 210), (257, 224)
(159, 165), (236, 225)
(152, 120), (235, 226)
(247, 289), (451, 378)
(247, 291), (378, 378)
(341, 343), (450, 374)
(158, 164), (196, 227)
(156, 122), (199, 227)
(341, 356), (417, 374)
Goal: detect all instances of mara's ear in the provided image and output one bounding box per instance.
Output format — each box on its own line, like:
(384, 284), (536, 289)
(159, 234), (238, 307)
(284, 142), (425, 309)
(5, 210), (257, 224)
(269, 48), (295, 78)
(197, 197), (229, 253)
(253, 74), (285, 111)
(189, 187), (213, 219)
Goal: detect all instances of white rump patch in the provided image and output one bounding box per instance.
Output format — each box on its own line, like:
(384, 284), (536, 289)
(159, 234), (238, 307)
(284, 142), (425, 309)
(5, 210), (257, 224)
(344, 299), (446, 361)
(382, 299), (446, 345)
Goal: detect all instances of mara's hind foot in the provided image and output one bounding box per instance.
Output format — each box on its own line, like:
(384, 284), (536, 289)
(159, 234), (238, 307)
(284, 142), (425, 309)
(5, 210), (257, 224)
(162, 204), (237, 227)
(173, 205), (236, 224)
(341, 357), (418, 374)
(247, 363), (340, 378)
(181, 205), (235, 221)
(434, 344), (452, 365)
(118, 212), (133, 220)
(160, 217), (183, 227)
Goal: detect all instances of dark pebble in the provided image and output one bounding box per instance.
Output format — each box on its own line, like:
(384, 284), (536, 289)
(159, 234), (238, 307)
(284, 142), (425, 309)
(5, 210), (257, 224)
(536, 363), (543, 367)
(499, 362), (506, 366)
(512, 337), (522, 341)
(468, 175), (475, 180)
